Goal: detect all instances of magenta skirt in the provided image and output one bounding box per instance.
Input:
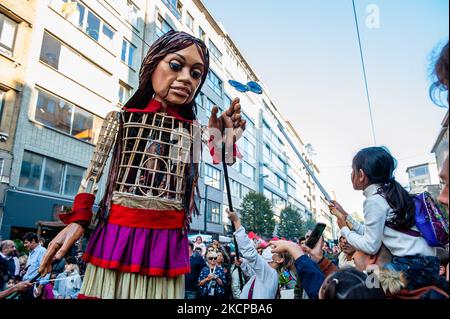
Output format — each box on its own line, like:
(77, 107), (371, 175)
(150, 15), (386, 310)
(82, 222), (190, 277)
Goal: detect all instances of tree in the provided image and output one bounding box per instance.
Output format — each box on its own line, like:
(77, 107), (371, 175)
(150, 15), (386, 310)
(240, 192), (275, 238)
(277, 206), (304, 240)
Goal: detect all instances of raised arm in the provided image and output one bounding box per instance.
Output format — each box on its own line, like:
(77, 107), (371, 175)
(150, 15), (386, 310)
(39, 111), (120, 276)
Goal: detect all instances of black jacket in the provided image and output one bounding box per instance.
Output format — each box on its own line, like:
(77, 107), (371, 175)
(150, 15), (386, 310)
(185, 253), (207, 292)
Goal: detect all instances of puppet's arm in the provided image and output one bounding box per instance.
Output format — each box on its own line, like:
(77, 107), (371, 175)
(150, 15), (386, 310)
(59, 111), (121, 226)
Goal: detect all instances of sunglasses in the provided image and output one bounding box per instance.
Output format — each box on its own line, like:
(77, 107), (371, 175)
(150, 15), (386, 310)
(228, 80), (263, 94)
(208, 257), (217, 261)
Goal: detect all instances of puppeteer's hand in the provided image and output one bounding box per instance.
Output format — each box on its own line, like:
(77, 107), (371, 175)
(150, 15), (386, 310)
(226, 208), (242, 230)
(38, 223), (84, 276)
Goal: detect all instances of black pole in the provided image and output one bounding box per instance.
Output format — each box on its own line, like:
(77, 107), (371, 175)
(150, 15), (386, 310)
(222, 142), (244, 290)
(204, 184), (208, 233)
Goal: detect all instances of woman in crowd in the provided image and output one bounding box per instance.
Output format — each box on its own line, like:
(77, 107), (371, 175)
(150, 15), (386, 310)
(198, 251), (227, 299)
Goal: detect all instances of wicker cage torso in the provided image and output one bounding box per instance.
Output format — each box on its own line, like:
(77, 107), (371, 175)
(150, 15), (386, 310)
(112, 112), (195, 208)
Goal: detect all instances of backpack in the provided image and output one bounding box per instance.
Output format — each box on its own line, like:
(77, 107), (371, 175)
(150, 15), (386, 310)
(385, 192), (449, 247)
(412, 192), (449, 247)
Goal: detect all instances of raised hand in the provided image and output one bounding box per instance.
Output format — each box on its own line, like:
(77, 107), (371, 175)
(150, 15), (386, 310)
(269, 240), (304, 260)
(207, 97), (246, 147)
(38, 223), (84, 276)
(301, 236), (324, 263)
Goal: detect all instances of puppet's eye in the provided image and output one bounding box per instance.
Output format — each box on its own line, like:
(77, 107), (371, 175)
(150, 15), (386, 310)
(191, 70), (202, 79)
(169, 61), (182, 71)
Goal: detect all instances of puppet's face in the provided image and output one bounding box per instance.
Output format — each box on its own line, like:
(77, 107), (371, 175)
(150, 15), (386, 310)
(151, 44), (205, 107)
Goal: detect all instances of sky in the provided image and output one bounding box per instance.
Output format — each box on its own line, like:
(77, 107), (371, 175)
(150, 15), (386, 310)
(202, 0), (449, 217)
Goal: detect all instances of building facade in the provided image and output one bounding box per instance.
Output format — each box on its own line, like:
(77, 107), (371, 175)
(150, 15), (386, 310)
(406, 162), (440, 199)
(0, 0), (38, 240)
(431, 110), (448, 174)
(0, 0), (334, 241)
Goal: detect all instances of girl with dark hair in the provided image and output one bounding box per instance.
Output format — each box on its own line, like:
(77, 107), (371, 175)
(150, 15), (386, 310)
(38, 31), (246, 299)
(329, 146), (439, 290)
(269, 237), (386, 299)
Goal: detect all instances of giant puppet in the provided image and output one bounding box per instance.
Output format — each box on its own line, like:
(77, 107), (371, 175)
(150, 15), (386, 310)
(38, 31), (246, 299)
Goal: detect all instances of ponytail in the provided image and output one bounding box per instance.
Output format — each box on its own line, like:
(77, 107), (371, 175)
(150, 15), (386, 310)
(378, 179), (415, 230)
(353, 147), (415, 231)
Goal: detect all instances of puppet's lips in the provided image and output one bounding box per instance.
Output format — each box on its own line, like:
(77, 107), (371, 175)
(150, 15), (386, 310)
(171, 87), (191, 96)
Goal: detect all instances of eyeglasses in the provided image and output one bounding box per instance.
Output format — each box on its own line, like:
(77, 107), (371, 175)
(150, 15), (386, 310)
(228, 80), (263, 94)
(208, 257), (217, 261)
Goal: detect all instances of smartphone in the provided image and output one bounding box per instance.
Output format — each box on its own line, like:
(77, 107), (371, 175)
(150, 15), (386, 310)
(305, 223), (327, 249)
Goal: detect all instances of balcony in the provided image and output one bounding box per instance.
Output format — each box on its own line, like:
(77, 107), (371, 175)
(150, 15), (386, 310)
(162, 0), (182, 21)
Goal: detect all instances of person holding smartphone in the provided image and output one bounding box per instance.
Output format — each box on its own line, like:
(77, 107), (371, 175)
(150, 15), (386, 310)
(197, 251), (226, 300)
(226, 209), (289, 299)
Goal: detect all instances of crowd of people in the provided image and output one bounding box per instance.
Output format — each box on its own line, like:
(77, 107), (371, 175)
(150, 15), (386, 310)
(0, 40), (448, 300)
(0, 233), (85, 299)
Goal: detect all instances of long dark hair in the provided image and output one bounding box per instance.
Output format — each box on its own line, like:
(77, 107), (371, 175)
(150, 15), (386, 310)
(124, 30), (210, 119)
(352, 147), (416, 230)
(97, 31), (209, 226)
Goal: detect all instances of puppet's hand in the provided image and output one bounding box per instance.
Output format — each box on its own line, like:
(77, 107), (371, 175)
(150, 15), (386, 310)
(207, 97), (246, 148)
(38, 223), (84, 276)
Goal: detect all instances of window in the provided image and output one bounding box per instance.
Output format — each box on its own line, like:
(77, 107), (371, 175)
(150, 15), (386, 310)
(204, 164), (221, 189)
(19, 151), (85, 196)
(230, 179), (241, 198)
(242, 113), (254, 136)
(0, 13), (18, 57)
(101, 23), (115, 48)
(241, 137), (255, 159)
(18, 152), (43, 191)
(36, 89), (72, 135)
(204, 98), (216, 113)
(207, 200), (221, 224)
(208, 40), (222, 63)
(156, 14), (173, 38)
(195, 92), (204, 108)
(186, 12), (194, 31)
(86, 11), (100, 41)
(40, 32), (62, 69)
(162, 0), (182, 21)
(410, 166), (429, 178)
(121, 38), (136, 68)
(241, 185), (251, 199)
(55, 1), (115, 49)
(64, 165), (85, 196)
(42, 157), (64, 194)
(264, 144), (271, 161)
(207, 70), (222, 96)
(242, 161), (255, 181)
(118, 82), (132, 105)
(287, 183), (296, 197)
(34, 88), (102, 144)
(198, 26), (206, 42)
(127, 0), (139, 29)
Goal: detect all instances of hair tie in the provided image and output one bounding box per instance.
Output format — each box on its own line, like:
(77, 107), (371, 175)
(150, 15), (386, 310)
(332, 278), (339, 285)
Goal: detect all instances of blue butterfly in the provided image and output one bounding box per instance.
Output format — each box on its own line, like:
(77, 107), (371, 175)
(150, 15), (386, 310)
(228, 80), (263, 95)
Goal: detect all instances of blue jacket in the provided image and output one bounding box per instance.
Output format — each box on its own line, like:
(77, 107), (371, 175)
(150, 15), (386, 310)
(294, 255), (325, 299)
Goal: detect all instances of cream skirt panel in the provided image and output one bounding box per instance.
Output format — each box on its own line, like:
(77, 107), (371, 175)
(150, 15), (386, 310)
(80, 263), (185, 299)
